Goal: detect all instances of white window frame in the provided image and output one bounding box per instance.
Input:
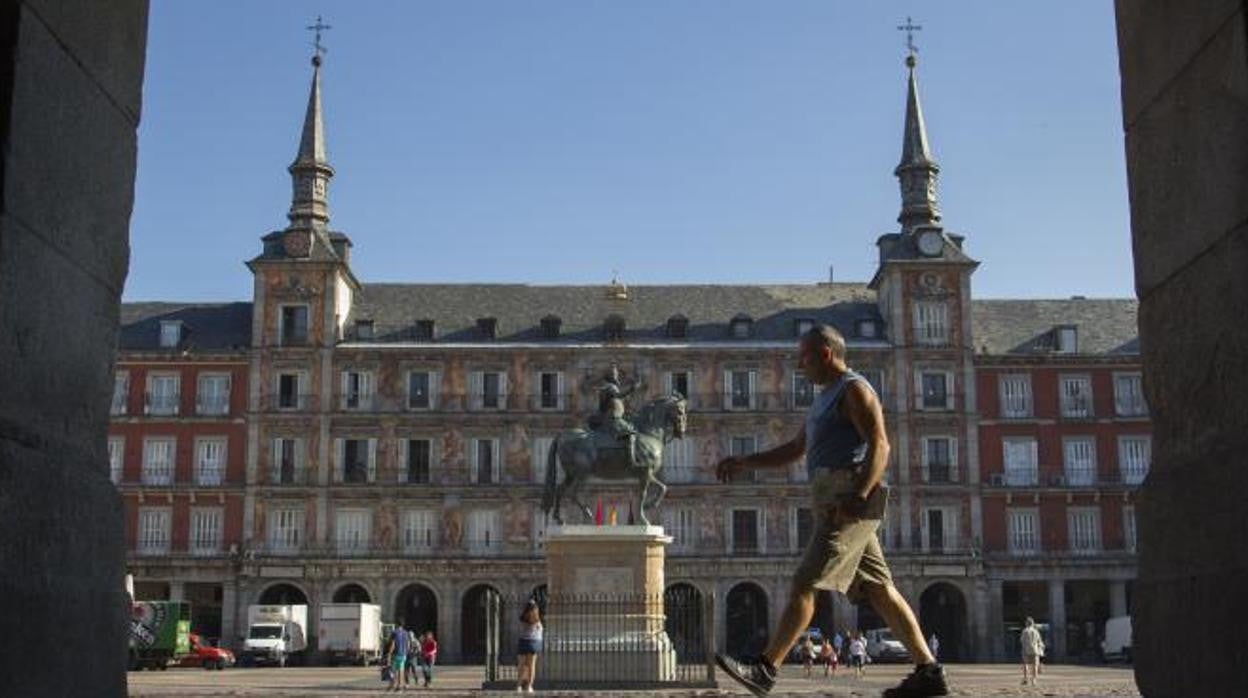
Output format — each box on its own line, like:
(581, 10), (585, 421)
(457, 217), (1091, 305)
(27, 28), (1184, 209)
(913, 300), (949, 346)
(916, 369), (955, 411)
(402, 509), (437, 553)
(141, 437), (176, 486)
(1007, 508), (1040, 556)
(275, 371), (306, 410)
(729, 434), (758, 458)
(661, 506), (696, 552)
(1068, 506), (1102, 555)
(791, 372), (816, 410)
(726, 506), (765, 555)
(159, 320), (182, 348)
(335, 437), (378, 484)
(1113, 372), (1147, 417)
(470, 437), (501, 484)
(469, 370), (508, 411)
(1056, 326), (1078, 354)
(663, 369), (693, 403)
(998, 373), (1033, 419)
(340, 369), (376, 411)
(920, 505), (959, 553)
(789, 505), (814, 553)
(267, 507), (304, 554)
(723, 368), (758, 411)
(661, 436), (697, 483)
(466, 509), (501, 555)
(1123, 505), (1137, 553)
(189, 507), (224, 556)
(194, 437), (227, 486)
(270, 437), (304, 484)
(111, 371), (129, 415)
(277, 303), (310, 346)
(1059, 374), (1093, 419)
(400, 437), (436, 484)
(920, 435), (958, 483)
(108, 436), (124, 484)
(406, 369), (440, 410)
(1118, 435), (1151, 485)
(1062, 437), (1097, 486)
(1002, 437), (1039, 486)
(534, 370), (565, 411)
(196, 373), (231, 416)
(137, 507), (171, 555)
(146, 373), (180, 416)
(531, 436), (555, 484)
(335, 508), (372, 556)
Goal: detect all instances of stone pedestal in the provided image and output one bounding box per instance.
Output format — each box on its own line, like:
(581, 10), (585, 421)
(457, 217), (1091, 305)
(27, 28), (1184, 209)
(541, 525), (676, 685)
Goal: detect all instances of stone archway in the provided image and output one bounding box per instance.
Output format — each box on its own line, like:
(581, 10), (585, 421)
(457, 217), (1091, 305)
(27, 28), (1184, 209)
(919, 582), (968, 662)
(460, 584), (500, 663)
(726, 582), (769, 657)
(394, 583), (439, 634)
(332, 583), (371, 604)
(665, 583), (705, 662)
(259, 583), (309, 605)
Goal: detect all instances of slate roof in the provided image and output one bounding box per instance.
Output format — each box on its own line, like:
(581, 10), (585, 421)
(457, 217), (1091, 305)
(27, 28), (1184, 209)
(119, 302), (252, 352)
(347, 283), (884, 343)
(971, 299), (1139, 356)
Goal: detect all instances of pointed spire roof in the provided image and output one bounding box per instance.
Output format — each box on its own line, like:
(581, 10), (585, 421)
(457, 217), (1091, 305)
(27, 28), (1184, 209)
(894, 54), (941, 231)
(286, 54), (334, 231)
(293, 56), (328, 168)
(897, 55), (936, 171)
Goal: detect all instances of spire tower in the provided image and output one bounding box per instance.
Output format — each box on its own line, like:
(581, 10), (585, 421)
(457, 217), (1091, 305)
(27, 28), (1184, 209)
(893, 20), (941, 232)
(287, 17), (334, 231)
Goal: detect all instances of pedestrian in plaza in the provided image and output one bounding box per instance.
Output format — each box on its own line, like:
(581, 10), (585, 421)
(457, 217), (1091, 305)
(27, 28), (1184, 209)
(820, 639), (837, 678)
(801, 634), (816, 677)
(928, 633), (940, 661)
(516, 599), (543, 693)
(418, 631), (438, 688)
(1019, 617), (1043, 686)
(404, 628), (420, 686)
(713, 325), (948, 697)
(849, 630), (868, 678)
(385, 625), (410, 692)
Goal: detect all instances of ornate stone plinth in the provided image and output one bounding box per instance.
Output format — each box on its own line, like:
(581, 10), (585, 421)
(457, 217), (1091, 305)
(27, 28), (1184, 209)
(541, 525), (677, 685)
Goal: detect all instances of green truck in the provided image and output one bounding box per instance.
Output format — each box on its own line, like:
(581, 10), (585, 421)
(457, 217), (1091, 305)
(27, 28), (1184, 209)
(129, 600), (191, 670)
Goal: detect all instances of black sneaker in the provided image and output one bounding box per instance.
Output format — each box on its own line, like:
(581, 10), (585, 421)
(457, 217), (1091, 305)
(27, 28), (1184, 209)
(883, 663), (950, 697)
(714, 654), (775, 697)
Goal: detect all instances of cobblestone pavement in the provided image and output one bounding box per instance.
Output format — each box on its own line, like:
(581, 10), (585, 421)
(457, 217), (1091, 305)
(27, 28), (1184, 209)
(127, 663), (1140, 697)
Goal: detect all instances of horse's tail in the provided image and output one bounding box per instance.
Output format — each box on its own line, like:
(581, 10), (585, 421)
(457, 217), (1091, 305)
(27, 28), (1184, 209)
(540, 436), (560, 517)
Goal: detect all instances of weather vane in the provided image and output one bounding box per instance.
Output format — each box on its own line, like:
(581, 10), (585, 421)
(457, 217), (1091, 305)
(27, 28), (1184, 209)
(307, 15), (332, 65)
(897, 16), (922, 63)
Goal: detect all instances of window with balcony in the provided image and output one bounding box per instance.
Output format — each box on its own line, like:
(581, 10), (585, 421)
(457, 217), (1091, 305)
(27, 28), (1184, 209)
(277, 373), (303, 410)
(1114, 373), (1147, 417)
(730, 435), (757, 458)
(271, 437), (303, 484)
(111, 371), (129, 415)
(141, 438), (175, 485)
(661, 437), (697, 483)
(407, 370), (438, 410)
(792, 374), (815, 409)
(470, 370), (507, 410)
(918, 371), (953, 410)
(724, 369), (757, 410)
(922, 507), (957, 553)
(1007, 508), (1040, 556)
(402, 509), (436, 553)
(530, 435), (555, 483)
(730, 508), (762, 554)
(913, 300), (949, 346)
(537, 371), (563, 410)
(661, 507), (696, 552)
(337, 438), (376, 483)
(108, 437), (124, 484)
(341, 370), (375, 411)
(146, 374), (180, 416)
(403, 438), (433, 484)
(196, 374), (230, 415)
(195, 438), (226, 486)
(1002, 438), (1038, 486)
(335, 508), (371, 555)
(279, 305), (309, 345)
(137, 507), (171, 555)
(1118, 436), (1151, 485)
(664, 370), (691, 401)
(998, 374), (1032, 419)
(1060, 375), (1093, 418)
(794, 507), (814, 552)
(1123, 505), (1137, 553)
(466, 509), (500, 554)
(268, 508), (304, 553)
(1062, 437), (1096, 486)
(189, 508), (223, 556)
(1068, 507), (1102, 555)
(471, 438), (500, 484)
(922, 436), (957, 483)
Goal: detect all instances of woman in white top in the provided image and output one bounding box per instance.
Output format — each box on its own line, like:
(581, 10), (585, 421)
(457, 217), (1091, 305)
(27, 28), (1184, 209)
(1019, 617), (1045, 686)
(848, 631), (868, 678)
(516, 600), (543, 693)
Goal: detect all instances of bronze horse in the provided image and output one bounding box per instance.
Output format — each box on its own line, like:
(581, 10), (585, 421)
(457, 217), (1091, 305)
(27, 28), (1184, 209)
(540, 394), (688, 526)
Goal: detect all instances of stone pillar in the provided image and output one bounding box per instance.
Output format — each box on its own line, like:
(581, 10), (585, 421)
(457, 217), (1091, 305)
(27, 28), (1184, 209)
(1047, 580), (1066, 660)
(987, 579), (1005, 661)
(438, 581), (459, 664)
(168, 580), (186, 602)
(971, 578), (990, 661)
(221, 580), (239, 651)
(1115, 2), (1248, 695)
(1109, 580), (1128, 618)
(0, 1), (149, 696)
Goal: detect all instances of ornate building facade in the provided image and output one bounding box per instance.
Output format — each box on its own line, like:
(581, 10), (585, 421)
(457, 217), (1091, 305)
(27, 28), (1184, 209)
(114, 50), (1143, 663)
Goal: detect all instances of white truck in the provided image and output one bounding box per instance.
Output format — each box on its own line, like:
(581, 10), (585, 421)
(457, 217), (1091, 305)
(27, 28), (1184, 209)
(318, 603), (383, 666)
(1101, 615), (1132, 662)
(242, 604), (308, 667)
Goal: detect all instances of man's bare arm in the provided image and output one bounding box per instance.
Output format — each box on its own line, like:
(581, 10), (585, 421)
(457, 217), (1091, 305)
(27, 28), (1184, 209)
(716, 426), (805, 481)
(842, 380), (890, 500)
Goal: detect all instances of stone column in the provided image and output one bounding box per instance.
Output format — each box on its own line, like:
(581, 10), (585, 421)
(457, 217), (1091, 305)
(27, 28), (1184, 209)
(971, 578), (990, 661)
(1047, 579), (1066, 660)
(221, 580), (239, 651)
(987, 579), (1005, 661)
(1109, 580), (1128, 618)
(169, 580), (186, 602)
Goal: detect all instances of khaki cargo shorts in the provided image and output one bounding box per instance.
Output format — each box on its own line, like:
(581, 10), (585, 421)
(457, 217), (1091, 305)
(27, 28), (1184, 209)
(792, 469), (893, 602)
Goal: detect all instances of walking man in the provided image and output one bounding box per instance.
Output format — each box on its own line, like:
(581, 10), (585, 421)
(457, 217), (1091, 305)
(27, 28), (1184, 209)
(714, 325), (948, 697)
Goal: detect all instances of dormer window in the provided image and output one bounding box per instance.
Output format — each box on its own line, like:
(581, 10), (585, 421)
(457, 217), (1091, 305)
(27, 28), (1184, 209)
(795, 318), (815, 337)
(355, 320), (374, 340)
(1055, 326), (1078, 354)
(730, 314), (753, 339)
(666, 315), (688, 339)
(414, 319), (435, 341)
(540, 315), (562, 339)
(477, 317), (497, 341)
(856, 318), (879, 339)
(604, 315), (626, 341)
(159, 321), (182, 349)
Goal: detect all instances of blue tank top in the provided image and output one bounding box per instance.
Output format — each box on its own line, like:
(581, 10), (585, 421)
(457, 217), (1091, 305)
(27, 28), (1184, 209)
(805, 370), (874, 477)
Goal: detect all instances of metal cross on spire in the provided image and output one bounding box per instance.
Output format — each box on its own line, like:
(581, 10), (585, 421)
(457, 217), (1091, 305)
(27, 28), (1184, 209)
(307, 15), (332, 65)
(897, 16), (922, 64)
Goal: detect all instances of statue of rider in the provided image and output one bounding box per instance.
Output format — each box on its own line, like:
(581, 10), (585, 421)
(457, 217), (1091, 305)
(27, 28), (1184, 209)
(588, 363), (642, 464)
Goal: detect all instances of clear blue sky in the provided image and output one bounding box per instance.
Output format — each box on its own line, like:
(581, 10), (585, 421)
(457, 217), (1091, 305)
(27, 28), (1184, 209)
(128, 1), (1132, 302)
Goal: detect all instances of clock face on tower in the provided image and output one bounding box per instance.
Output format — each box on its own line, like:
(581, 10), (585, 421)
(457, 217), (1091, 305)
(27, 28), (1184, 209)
(917, 229), (944, 257)
(283, 230), (310, 257)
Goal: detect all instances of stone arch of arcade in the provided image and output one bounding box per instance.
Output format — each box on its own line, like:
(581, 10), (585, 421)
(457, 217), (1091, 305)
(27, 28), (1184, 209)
(331, 582), (373, 604)
(726, 581), (769, 657)
(258, 582), (310, 606)
(919, 581), (969, 662)
(394, 582), (439, 635)
(460, 583), (502, 663)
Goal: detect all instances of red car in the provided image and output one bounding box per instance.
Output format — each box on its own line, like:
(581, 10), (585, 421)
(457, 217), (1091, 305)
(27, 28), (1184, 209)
(178, 633), (236, 670)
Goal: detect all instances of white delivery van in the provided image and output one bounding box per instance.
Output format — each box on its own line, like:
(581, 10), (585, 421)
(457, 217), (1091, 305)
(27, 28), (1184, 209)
(1101, 615), (1132, 662)
(242, 604), (308, 667)
(319, 603), (383, 665)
